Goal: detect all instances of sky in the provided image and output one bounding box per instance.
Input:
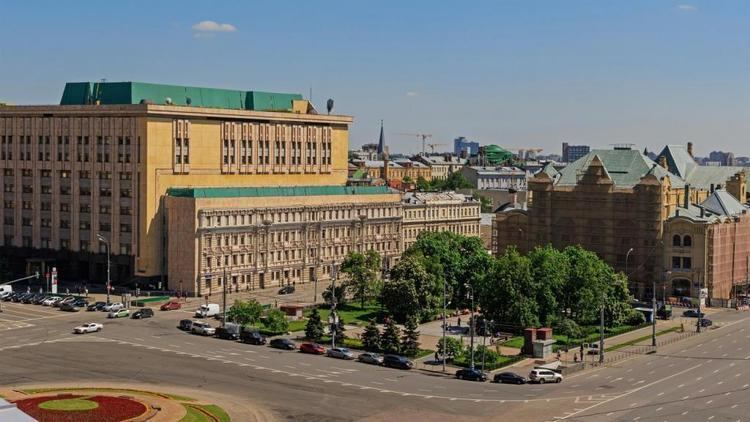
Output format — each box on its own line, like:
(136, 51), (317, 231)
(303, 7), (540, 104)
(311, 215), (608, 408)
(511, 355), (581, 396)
(1, 1), (749, 157)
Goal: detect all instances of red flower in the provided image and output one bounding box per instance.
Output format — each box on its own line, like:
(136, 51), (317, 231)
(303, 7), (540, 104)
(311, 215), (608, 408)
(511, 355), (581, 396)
(13, 394), (147, 422)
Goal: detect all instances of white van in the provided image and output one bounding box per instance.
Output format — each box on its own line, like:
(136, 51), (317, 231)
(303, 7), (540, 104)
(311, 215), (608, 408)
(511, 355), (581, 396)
(195, 303), (220, 318)
(0, 285), (12, 295)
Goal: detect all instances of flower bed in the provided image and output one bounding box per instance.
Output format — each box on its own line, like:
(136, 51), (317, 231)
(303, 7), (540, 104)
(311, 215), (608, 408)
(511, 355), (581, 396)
(14, 394), (147, 422)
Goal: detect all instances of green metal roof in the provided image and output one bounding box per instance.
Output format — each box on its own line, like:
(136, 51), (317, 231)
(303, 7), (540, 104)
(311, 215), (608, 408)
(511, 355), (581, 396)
(656, 145), (748, 190)
(556, 149), (684, 188)
(60, 82), (303, 112)
(167, 185), (393, 198)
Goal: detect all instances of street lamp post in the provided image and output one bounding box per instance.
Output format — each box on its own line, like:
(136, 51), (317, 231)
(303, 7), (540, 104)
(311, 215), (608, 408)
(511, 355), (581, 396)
(625, 247), (634, 276)
(599, 291), (605, 364)
(97, 233), (111, 305)
(697, 272), (703, 333)
(222, 267), (228, 328)
(330, 264), (338, 349)
(651, 279), (657, 347)
(442, 277), (448, 372)
(465, 283), (475, 369)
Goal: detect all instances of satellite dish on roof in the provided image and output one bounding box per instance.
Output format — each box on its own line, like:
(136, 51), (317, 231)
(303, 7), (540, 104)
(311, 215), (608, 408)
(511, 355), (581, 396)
(326, 98), (334, 114)
(165, 97), (173, 105)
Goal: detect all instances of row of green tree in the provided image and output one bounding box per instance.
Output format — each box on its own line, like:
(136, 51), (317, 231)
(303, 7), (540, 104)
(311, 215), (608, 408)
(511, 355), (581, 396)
(226, 299), (289, 334)
(370, 232), (642, 332)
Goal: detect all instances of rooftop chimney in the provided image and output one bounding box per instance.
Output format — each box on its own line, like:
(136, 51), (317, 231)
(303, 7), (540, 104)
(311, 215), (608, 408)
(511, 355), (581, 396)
(659, 155), (668, 169)
(684, 184), (690, 209)
(687, 142), (694, 157)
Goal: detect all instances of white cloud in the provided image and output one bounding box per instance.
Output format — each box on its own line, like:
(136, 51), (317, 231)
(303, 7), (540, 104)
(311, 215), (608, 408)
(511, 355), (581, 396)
(406, 91), (418, 97)
(677, 4), (697, 12)
(192, 20), (237, 33)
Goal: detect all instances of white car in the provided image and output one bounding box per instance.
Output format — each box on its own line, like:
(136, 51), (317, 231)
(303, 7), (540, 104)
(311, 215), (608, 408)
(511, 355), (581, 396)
(528, 369), (563, 384)
(191, 321), (216, 336)
(42, 296), (62, 306)
(0, 291), (11, 299)
(103, 302), (124, 312)
(73, 322), (103, 334)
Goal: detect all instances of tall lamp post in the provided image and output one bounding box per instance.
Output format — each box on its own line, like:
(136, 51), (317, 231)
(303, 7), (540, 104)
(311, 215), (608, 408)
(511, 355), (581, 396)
(465, 283), (476, 369)
(625, 247), (634, 276)
(97, 233), (111, 305)
(441, 277), (448, 372)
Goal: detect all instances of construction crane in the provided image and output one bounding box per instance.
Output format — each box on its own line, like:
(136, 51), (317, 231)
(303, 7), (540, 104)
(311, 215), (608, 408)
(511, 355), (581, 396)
(398, 133), (433, 155)
(426, 143), (447, 154)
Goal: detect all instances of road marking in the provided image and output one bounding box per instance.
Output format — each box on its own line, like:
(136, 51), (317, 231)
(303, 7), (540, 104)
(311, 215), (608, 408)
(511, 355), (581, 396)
(555, 363), (703, 420)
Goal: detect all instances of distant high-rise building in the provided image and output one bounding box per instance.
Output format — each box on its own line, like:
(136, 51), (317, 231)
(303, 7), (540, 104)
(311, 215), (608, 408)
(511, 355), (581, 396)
(708, 150), (736, 167)
(454, 136), (480, 157)
(562, 142), (590, 163)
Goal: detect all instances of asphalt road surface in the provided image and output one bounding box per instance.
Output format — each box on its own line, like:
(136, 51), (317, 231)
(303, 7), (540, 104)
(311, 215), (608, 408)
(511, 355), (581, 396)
(1, 299), (749, 421)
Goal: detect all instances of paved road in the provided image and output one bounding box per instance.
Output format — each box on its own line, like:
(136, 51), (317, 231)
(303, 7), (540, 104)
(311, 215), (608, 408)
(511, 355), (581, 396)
(1, 299), (749, 421)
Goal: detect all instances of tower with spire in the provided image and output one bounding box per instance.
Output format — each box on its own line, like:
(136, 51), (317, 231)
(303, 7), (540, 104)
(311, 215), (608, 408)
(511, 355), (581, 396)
(377, 119), (387, 160)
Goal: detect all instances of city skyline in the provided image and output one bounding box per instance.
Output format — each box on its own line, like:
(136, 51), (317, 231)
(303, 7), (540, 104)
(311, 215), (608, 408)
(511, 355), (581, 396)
(2, 1), (750, 156)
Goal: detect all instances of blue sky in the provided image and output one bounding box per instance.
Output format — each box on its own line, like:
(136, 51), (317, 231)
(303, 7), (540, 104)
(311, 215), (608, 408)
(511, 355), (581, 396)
(1, 1), (749, 157)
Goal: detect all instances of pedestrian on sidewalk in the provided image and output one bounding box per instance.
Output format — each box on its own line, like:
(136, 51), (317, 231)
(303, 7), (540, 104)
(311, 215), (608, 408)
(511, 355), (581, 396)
(457, 317), (461, 327)
(434, 351), (439, 362)
(84, 287), (89, 298)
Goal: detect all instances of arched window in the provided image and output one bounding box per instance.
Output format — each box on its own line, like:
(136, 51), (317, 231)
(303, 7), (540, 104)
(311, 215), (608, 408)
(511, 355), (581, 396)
(683, 235), (692, 247)
(672, 234), (681, 247)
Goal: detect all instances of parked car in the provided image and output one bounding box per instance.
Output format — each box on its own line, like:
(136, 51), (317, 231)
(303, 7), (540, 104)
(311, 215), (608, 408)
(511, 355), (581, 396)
(682, 309), (705, 318)
(326, 347), (355, 360)
(494, 372), (527, 384)
(528, 369), (563, 384)
(160, 301), (182, 311)
(108, 309), (130, 318)
(586, 343), (600, 355)
(455, 368), (487, 382)
(269, 338), (296, 350)
(191, 321), (216, 336)
(357, 352), (383, 365)
(383, 354), (414, 370)
(87, 301), (107, 312)
(240, 330), (266, 345)
(278, 285), (295, 295)
(60, 302), (82, 312)
(22, 294), (41, 304)
(300, 343), (326, 355)
(179, 319), (195, 331)
(32, 295), (50, 305)
(195, 303), (220, 318)
(73, 322), (103, 334)
(699, 318), (713, 327)
(103, 302), (124, 312)
(132, 308), (154, 319)
(216, 323), (241, 340)
(55, 296), (76, 308)
(42, 296), (62, 306)
(0, 291), (10, 300)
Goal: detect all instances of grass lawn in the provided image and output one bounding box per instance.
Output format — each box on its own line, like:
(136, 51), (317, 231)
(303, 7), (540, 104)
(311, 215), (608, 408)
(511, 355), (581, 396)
(287, 320), (307, 333)
(454, 354), (523, 371)
(606, 326), (680, 352)
(180, 404), (231, 422)
(501, 336), (524, 349)
(38, 398), (98, 411)
(312, 303), (381, 327)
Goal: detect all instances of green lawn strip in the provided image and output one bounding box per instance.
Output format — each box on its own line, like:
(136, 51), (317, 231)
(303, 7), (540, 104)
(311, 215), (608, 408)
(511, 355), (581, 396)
(287, 320), (307, 333)
(453, 354), (524, 371)
(606, 326), (680, 352)
(311, 303), (381, 327)
(500, 336), (524, 349)
(180, 405), (207, 422)
(38, 398), (98, 411)
(19, 387), (194, 402)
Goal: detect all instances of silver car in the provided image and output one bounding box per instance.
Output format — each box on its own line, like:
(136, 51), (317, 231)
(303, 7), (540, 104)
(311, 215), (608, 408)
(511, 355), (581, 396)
(357, 352), (383, 365)
(326, 347), (355, 360)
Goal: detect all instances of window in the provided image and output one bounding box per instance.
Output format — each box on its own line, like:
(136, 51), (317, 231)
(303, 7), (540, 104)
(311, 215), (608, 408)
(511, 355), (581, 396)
(79, 171), (90, 180)
(683, 235), (692, 247)
(3, 200), (12, 209)
(120, 189), (132, 198)
(80, 240), (89, 251)
(682, 257), (692, 269)
(99, 222), (111, 232)
(99, 187), (112, 197)
(60, 203), (70, 212)
(120, 206), (132, 215)
(119, 243), (131, 254)
(80, 204), (91, 213)
(59, 186), (71, 195)
(60, 220), (70, 228)
(22, 217), (32, 227)
(672, 234), (681, 247)
(99, 205), (111, 214)
(22, 236), (32, 248)
(60, 239), (70, 249)
(672, 256), (681, 269)
(80, 221), (91, 230)
(120, 223), (131, 233)
(3, 216), (13, 225)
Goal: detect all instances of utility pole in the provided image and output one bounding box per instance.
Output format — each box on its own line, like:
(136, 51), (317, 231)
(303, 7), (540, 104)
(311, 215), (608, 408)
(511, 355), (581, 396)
(697, 273), (703, 333)
(222, 267), (227, 328)
(651, 279), (657, 347)
(599, 292), (605, 364)
(97, 233), (111, 305)
(442, 278), (447, 372)
(330, 264), (338, 349)
(466, 283), (475, 369)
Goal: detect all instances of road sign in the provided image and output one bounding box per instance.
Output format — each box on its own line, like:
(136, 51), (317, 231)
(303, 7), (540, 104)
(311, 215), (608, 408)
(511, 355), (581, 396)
(51, 267), (58, 294)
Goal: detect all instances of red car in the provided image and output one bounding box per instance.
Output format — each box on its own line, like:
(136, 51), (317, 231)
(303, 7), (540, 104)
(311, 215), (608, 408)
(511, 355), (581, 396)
(160, 301), (182, 311)
(299, 343), (326, 355)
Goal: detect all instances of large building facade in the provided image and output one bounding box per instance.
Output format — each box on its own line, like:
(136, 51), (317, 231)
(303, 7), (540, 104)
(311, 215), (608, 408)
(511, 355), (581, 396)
(0, 81), (354, 286)
(401, 192), (481, 250)
(166, 186), (403, 296)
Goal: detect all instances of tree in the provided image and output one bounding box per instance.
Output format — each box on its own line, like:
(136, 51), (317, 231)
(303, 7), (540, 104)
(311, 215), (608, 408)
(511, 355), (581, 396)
(379, 277), (420, 323)
(263, 309), (289, 334)
(555, 318), (582, 341)
(528, 245), (570, 326)
(562, 246), (622, 326)
(400, 315), (420, 357)
(416, 176), (431, 191)
(322, 283), (347, 306)
(402, 175), (413, 184)
(472, 193), (493, 212)
(479, 247), (540, 328)
(341, 250), (381, 309)
(388, 254), (442, 322)
(380, 317), (401, 354)
(305, 308), (324, 341)
(361, 319), (381, 352)
(436, 336), (463, 359)
(226, 299), (263, 327)
(439, 171), (472, 191)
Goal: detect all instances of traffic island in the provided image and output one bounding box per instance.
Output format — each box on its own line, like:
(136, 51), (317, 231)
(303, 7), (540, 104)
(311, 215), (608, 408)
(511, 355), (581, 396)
(1, 387), (232, 422)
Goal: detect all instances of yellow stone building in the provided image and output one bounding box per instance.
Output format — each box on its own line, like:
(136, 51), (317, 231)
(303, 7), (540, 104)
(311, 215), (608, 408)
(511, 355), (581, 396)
(401, 192), (481, 250)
